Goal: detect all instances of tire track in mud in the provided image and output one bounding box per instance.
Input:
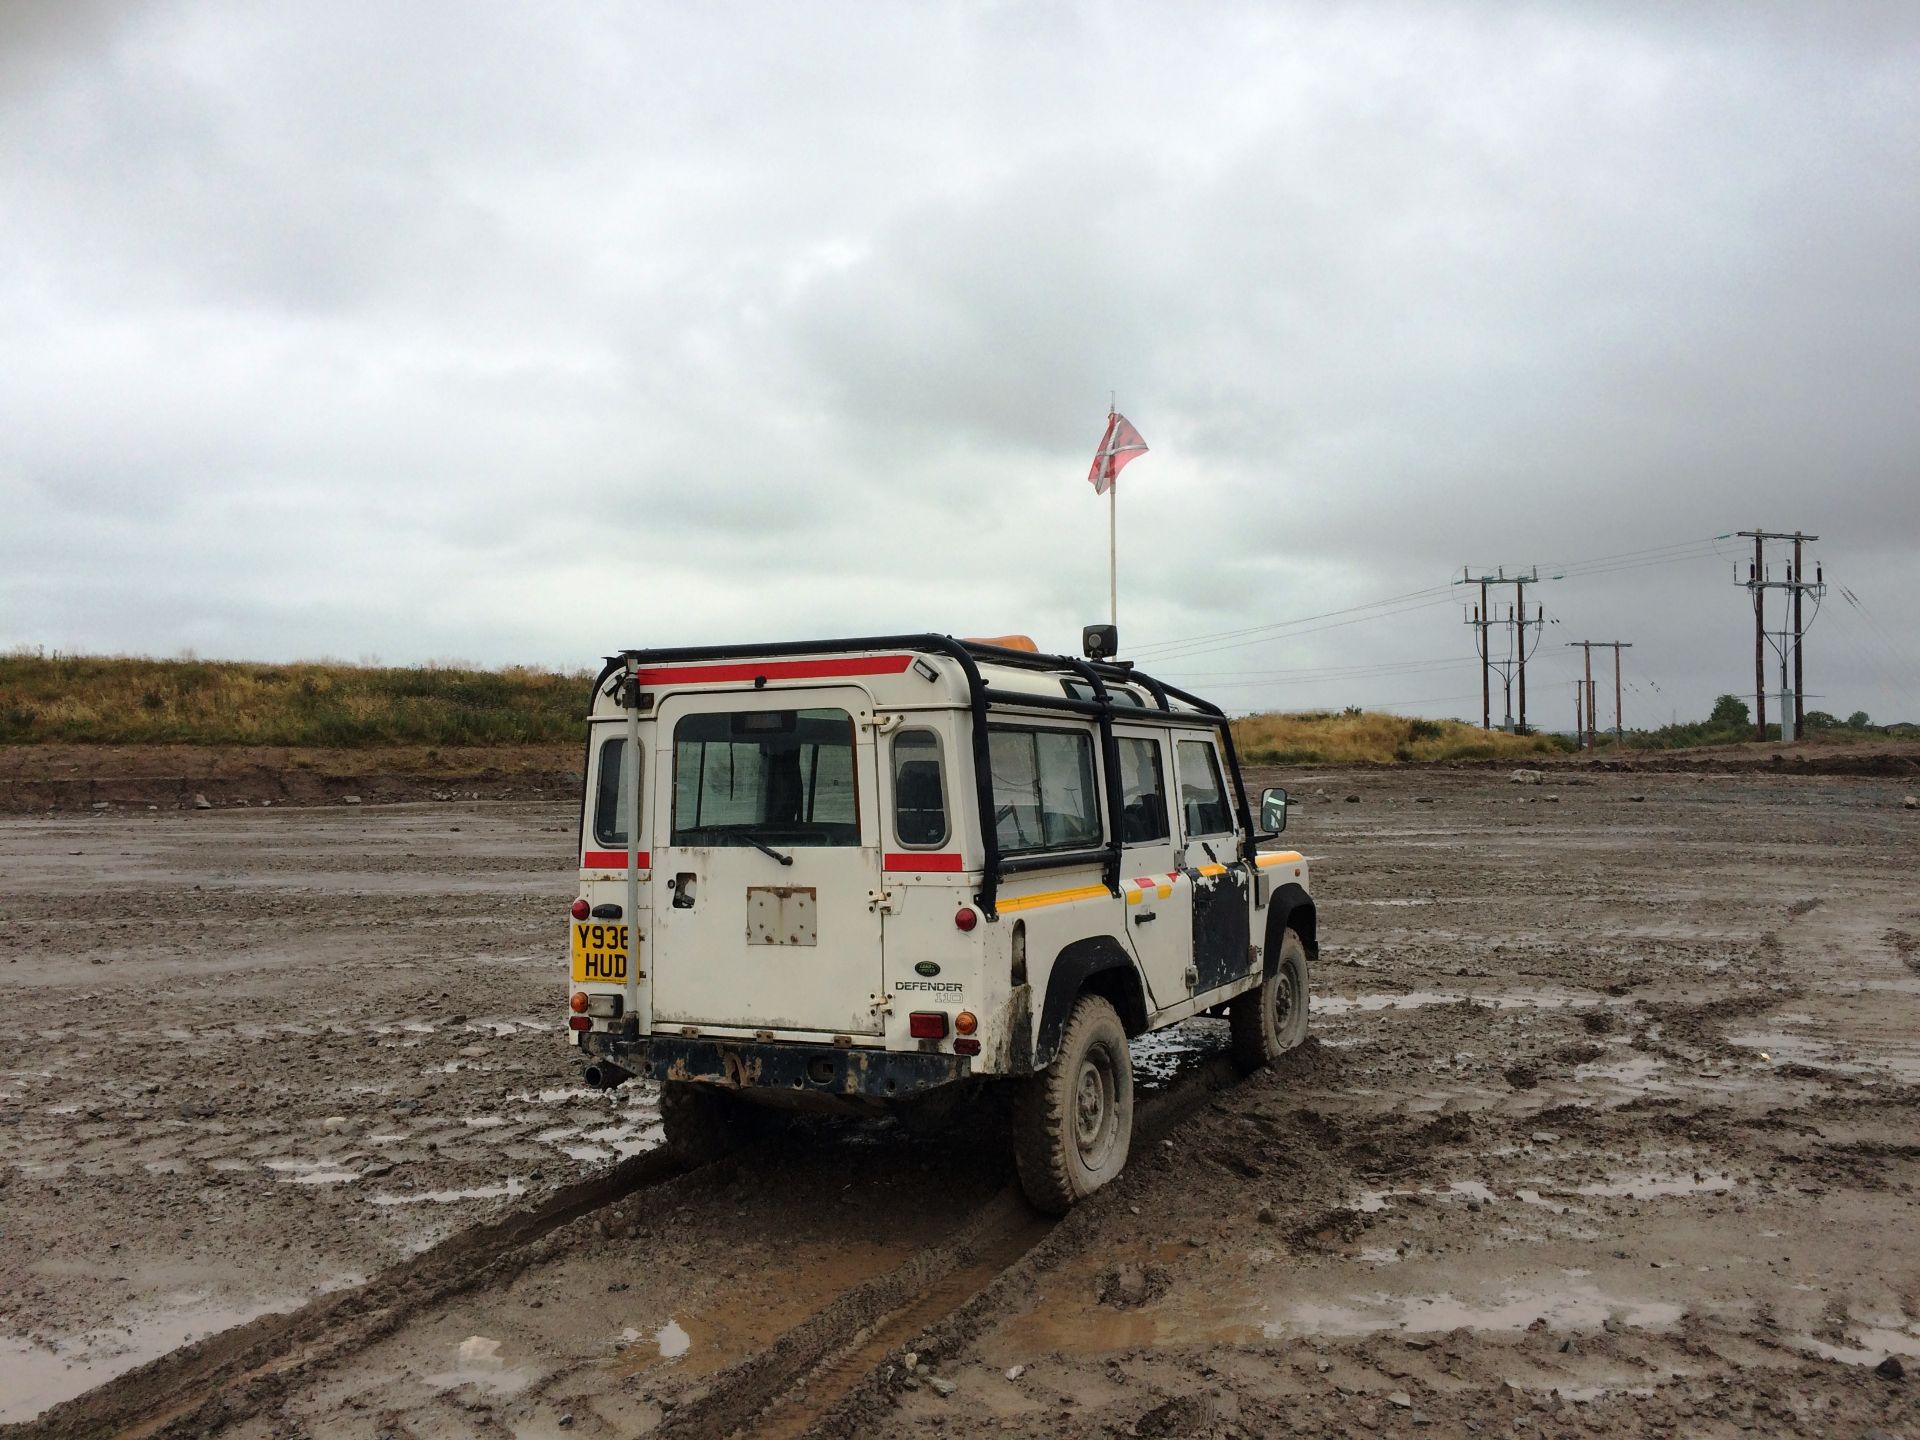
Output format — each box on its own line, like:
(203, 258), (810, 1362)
(649, 1055), (1247, 1440)
(13, 1050), (1247, 1440)
(7, 1145), (696, 1440)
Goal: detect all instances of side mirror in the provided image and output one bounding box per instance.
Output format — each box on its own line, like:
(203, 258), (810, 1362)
(1259, 786), (1289, 834)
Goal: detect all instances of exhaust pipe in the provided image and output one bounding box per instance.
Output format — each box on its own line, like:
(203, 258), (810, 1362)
(583, 1062), (632, 1091)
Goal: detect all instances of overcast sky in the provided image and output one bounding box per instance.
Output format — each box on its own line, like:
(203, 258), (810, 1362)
(3, 0), (1916, 727)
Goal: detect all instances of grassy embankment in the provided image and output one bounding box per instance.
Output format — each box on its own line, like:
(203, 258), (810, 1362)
(1233, 710), (1567, 765)
(0, 653), (586, 746)
(2, 654), (1567, 764)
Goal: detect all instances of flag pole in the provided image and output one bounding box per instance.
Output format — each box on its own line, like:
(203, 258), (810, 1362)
(1108, 428), (1118, 626)
(1107, 395), (1117, 627)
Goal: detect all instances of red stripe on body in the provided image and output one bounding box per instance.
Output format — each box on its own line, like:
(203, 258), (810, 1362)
(582, 849), (650, 869)
(884, 852), (965, 873)
(635, 655), (915, 686)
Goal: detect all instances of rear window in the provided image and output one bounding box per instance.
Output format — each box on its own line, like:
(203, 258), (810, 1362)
(593, 737), (641, 847)
(891, 729), (948, 848)
(988, 725), (1101, 855)
(671, 708), (859, 847)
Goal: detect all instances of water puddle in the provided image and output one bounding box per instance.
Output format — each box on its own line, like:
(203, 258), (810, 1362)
(988, 1256), (1683, 1363)
(370, 1177), (526, 1206)
(1358, 1180), (1498, 1212)
(1572, 1170), (1737, 1199)
(1789, 1322), (1920, 1367)
(1576, 1053), (1667, 1090)
(422, 1334), (536, 1396)
(609, 1240), (914, 1381)
(1315, 988), (1597, 1015)
(1131, 1021), (1229, 1089)
(0, 1291), (298, 1424)
(261, 1157), (360, 1185)
(1725, 1030), (1876, 1076)
(1266, 1283), (1685, 1338)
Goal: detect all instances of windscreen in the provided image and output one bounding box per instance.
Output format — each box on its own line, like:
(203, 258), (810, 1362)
(671, 707), (859, 846)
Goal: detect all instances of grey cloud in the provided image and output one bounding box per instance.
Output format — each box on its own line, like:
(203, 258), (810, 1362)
(1, 0), (1916, 724)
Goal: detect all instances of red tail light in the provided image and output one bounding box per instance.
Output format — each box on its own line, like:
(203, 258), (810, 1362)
(909, 1012), (949, 1040)
(954, 907), (977, 932)
(568, 1015), (592, 1031)
(571, 898), (591, 920)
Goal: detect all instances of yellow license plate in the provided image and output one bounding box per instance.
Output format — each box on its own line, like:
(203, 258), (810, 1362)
(570, 921), (632, 984)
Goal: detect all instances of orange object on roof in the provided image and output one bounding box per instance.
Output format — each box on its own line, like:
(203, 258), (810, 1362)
(965, 634), (1038, 652)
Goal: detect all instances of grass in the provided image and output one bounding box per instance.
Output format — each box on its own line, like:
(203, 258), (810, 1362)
(0, 653), (587, 746)
(1230, 709), (1570, 765)
(4, 653), (1567, 762)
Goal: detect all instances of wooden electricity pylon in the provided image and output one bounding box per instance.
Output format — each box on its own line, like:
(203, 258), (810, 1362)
(1566, 641), (1632, 748)
(1460, 567), (1548, 732)
(1736, 531), (1824, 741)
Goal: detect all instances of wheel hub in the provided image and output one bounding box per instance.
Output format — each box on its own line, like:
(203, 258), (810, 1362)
(1073, 1048), (1115, 1162)
(1273, 967), (1296, 1032)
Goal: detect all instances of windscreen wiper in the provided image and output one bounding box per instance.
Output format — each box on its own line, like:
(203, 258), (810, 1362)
(744, 834), (795, 867)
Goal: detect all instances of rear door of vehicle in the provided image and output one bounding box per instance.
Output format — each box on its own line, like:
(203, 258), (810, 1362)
(649, 686), (885, 1036)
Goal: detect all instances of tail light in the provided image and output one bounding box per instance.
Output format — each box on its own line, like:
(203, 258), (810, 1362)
(954, 1038), (981, 1056)
(571, 898), (590, 920)
(568, 1015), (592, 1031)
(908, 1012), (949, 1040)
(954, 1011), (977, 1035)
(570, 991), (589, 1013)
(954, 907), (977, 932)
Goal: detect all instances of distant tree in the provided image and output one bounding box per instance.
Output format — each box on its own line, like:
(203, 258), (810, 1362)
(1708, 694), (1751, 730)
(1803, 710), (1839, 731)
(1847, 710), (1871, 728)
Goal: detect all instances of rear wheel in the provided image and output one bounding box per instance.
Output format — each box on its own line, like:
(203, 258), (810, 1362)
(1012, 994), (1134, 1214)
(659, 1080), (751, 1164)
(1229, 927), (1311, 1073)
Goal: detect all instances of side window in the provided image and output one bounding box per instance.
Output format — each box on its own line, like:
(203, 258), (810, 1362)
(593, 737), (641, 847)
(892, 729), (948, 848)
(988, 725), (1101, 855)
(1176, 738), (1231, 837)
(1116, 737), (1169, 845)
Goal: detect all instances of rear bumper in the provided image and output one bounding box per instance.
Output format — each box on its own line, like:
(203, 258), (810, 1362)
(580, 1031), (971, 1099)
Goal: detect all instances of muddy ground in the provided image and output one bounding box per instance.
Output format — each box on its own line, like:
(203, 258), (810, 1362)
(3, 767), (1918, 1436)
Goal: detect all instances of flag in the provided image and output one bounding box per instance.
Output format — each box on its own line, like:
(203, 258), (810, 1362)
(1087, 412), (1148, 495)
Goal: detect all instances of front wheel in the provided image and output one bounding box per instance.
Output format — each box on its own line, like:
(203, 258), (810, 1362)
(1011, 994), (1134, 1214)
(1229, 928), (1311, 1073)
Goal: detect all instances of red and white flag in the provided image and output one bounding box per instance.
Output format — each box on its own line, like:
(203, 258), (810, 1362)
(1087, 412), (1148, 495)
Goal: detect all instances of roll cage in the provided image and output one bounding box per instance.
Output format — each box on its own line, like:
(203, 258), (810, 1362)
(588, 634), (1261, 920)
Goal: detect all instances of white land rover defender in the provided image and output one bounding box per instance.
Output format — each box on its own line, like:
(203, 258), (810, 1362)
(566, 630), (1315, 1213)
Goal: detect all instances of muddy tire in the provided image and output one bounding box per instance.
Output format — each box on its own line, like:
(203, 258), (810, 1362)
(1229, 928), (1311, 1074)
(659, 1081), (749, 1164)
(1012, 994), (1134, 1215)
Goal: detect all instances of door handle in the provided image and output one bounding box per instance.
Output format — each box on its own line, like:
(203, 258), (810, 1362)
(1133, 911), (1156, 924)
(671, 873), (698, 909)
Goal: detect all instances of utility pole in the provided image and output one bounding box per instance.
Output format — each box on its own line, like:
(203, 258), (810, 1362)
(1792, 534), (1805, 735)
(1736, 531), (1823, 742)
(1613, 643), (1625, 746)
(1460, 566), (1551, 732)
(1479, 576), (1490, 731)
(1514, 574), (1539, 734)
(1566, 641), (1632, 749)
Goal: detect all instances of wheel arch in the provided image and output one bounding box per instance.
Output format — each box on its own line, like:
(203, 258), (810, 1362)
(1264, 883), (1317, 974)
(1034, 935), (1149, 1069)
